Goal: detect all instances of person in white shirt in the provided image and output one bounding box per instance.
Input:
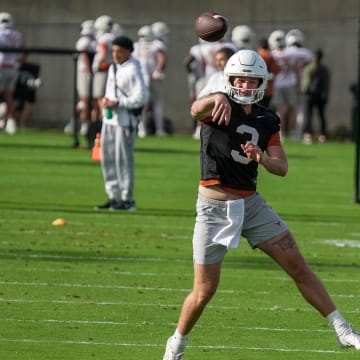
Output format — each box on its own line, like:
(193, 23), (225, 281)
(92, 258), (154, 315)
(95, 36), (148, 211)
(0, 12), (22, 134)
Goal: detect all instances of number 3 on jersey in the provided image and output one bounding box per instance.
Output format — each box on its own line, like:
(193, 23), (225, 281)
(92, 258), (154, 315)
(231, 124), (259, 164)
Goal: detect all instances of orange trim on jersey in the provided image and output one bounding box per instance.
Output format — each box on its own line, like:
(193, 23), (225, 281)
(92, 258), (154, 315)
(220, 186), (255, 197)
(267, 132), (281, 147)
(199, 116), (212, 124)
(199, 180), (255, 198)
(99, 63), (110, 71)
(98, 43), (108, 51)
(200, 179), (221, 186)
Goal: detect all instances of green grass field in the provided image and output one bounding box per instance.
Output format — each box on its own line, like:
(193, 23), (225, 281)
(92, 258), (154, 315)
(1, 130), (360, 360)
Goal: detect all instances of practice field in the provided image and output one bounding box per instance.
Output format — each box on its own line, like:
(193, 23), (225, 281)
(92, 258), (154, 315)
(0, 131), (360, 360)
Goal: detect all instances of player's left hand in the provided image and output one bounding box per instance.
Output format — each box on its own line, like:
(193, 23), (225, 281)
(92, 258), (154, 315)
(241, 141), (263, 163)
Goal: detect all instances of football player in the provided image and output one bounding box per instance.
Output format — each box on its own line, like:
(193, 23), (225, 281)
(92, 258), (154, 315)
(162, 50), (360, 359)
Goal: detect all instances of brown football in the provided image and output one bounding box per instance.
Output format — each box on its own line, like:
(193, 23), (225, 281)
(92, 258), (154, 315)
(194, 12), (228, 42)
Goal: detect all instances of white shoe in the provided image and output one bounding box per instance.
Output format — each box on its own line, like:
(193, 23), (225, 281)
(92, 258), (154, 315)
(64, 119), (73, 134)
(137, 122), (147, 138)
(336, 323), (360, 350)
(5, 118), (17, 134)
(162, 337), (184, 360)
(192, 125), (201, 140)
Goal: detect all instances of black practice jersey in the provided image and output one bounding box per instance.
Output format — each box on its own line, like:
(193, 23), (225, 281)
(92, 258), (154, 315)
(199, 96), (281, 192)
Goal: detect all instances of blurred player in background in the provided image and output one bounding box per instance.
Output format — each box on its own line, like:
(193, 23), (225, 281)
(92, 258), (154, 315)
(0, 12), (22, 134)
(65, 20), (97, 144)
(268, 29), (298, 139)
(231, 25), (256, 51)
(150, 21), (169, 136)
(257, 37), (280, 108)
(285, 29), (313, 140)
(191, 46), (235, 139)
(184, 32), (236, 139)
(14, 52), (42, 129)
(133, 25), (155, 137)
(301, 48), (330, 143)
(89, 15), (115, 147)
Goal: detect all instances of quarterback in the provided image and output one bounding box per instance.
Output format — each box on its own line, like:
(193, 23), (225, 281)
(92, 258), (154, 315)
(162, 50), (360, 359)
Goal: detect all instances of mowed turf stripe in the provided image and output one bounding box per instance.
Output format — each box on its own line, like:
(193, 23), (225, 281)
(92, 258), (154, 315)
(1, 298), (359, 313)
(0, 317), (333, 333)
(0, 338), (346, 354)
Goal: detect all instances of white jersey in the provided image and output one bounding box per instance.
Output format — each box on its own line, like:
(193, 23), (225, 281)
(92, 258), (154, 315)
(0, 28), (22, 68)
(92, 31), (115, 72)
(76, 35), (96, 73)
(198, 41), (237, 79)
(188, 43), (206, 80)
(287, 45), (313, 79)
(272, 47), (298, 88)
(153, 38), (167, 54)
(133, 39), (162, 86)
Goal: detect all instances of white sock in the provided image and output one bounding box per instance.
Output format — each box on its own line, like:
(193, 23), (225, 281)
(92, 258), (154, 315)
(171, 328), (188, 353)
(327, 310), (347, 331)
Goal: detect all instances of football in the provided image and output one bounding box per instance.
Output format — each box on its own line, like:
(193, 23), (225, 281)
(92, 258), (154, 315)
(194, 12), (228, 42)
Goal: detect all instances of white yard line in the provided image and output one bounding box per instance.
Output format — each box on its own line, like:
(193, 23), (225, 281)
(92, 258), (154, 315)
(0, 338), (345, 354)
(1, 297), (359, 313)
(0, 317), (333, 333)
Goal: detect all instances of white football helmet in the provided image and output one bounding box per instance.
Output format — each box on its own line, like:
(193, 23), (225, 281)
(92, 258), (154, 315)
(112, 23), (125, 37)
(285, 29), (304, 47)
(80, 20), (94, 36)
(0, 12), (13, 29)
(137, 25), (154, 41)
(94, 15), (113, 34)
(224, 50), (268, 105)
(151, 21), (169, 42)
(268, 30), (286, 50)
(231, 25), (256, 50)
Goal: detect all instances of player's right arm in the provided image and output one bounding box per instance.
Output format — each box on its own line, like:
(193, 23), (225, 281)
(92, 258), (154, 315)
(191, 92), (231, 126)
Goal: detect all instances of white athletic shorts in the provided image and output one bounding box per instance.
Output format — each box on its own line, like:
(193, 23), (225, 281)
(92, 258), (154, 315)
(0, 68), (17, 92)
(77, 71), (92, 97)
(92, 71), (107, 99)
(193, 193), (288, 265)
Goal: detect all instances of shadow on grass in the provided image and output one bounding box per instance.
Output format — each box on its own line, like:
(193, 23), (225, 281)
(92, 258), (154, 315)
(223, 255), (360, 270)
(1, 248), (359, 271)
(0, 248), (190, 264)
(0, 142), (71, 150)
(136, 146), (199, 155)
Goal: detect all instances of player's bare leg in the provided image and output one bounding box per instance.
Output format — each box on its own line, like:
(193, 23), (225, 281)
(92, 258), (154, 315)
(259, 231), (360, 349)
(163, 261), (222, 359)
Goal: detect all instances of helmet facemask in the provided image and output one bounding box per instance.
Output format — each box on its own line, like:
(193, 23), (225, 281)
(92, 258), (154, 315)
(224, 50), (268, 105)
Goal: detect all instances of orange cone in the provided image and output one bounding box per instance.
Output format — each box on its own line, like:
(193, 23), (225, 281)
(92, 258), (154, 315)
(92, 133), (101, 161)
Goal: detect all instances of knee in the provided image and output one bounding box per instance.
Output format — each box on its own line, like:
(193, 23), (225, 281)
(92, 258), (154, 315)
(287, 256), (313, 283)
(193, 286), (217, 307)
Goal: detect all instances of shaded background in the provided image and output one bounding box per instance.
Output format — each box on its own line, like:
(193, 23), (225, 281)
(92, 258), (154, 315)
(1, 0), (359, 135)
